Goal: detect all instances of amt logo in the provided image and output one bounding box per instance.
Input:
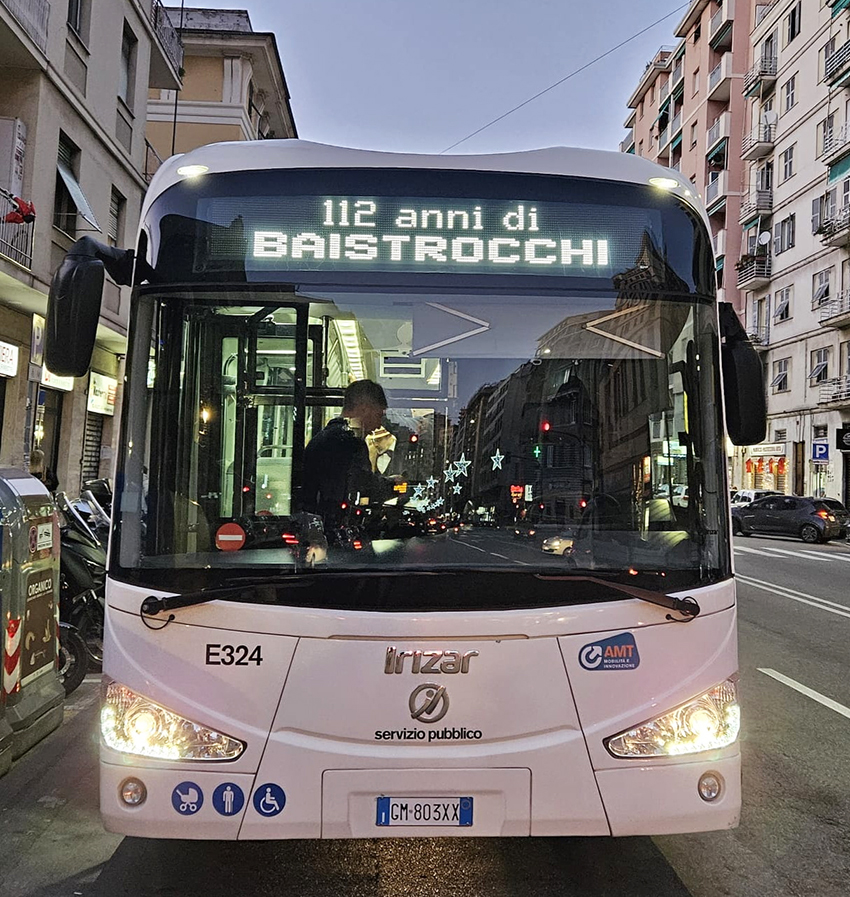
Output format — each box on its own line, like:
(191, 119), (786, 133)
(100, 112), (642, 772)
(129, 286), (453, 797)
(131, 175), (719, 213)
(579, 633), (640, 671)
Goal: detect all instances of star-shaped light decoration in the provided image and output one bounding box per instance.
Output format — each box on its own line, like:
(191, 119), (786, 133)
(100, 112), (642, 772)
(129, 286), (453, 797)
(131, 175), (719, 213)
(491, 449), (504, 470)
(452, 483), (462, 494)
(444, 466), (457, 483)
(453, 453), (471, 477)
(434, 497), (444, 507)
(412, 484), (425, 500)
(426, 476), (438, 490)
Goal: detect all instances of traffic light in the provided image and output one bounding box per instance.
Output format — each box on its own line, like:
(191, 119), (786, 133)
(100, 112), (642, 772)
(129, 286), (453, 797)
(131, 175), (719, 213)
(540, 420), (551, 432)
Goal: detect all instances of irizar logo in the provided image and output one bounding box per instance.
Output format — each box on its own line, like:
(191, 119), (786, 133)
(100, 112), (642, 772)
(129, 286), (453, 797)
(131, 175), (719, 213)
(384, 646), (479, 675)
(579, 633), (640, 671)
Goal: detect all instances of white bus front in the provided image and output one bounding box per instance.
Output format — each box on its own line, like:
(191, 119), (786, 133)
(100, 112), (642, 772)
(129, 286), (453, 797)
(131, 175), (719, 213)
(94, 145), (755, 839)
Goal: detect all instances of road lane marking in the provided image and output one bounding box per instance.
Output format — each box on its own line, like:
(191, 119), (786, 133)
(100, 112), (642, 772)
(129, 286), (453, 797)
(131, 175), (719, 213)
(734, 546), (800, 558)
(490, 553), (509, 559)
(737, 574), (850, 618)
(759, 668), (850, 721)
(456, 541), (486, 553)
(736, 546), (835, 561)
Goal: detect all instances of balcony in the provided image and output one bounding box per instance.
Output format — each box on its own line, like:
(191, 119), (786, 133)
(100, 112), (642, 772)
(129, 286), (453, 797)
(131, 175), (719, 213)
(819, 207), (850, 247)
(0, 0), (49, 60)
(822, 124), (850, 166)
(742, 125), (776, 160)
(659, 80), (670, 103)
(705, 171), (729, 210)
(818, 376), (850, 407)
(707, 111), (732, 154)
(143, 139), (164, 183)
(147, 0), (184, 90)
(743, 56), (778, 98)
(708, 54), (734, 103)
(746, 323), (770, 349)
(671, 60), (684, 91)
(739, 190), (773, 223)
(713, 228), (727, 259)
(0, 215), (34, 269)
(825, 39), (850, 87)
(620, 130), (635, 154)
(818, 291), (850, 328)
(709, 0), (734, 50)
(736, 256), (772, 289)
(755, 2), (779, 25)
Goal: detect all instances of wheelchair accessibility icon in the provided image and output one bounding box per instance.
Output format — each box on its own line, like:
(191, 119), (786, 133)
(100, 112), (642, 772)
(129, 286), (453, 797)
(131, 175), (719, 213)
(252, 783), (286, 817)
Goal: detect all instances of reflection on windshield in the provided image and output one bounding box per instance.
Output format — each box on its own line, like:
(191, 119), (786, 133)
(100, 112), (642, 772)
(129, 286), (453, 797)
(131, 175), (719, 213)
(116, 279), (728, 592)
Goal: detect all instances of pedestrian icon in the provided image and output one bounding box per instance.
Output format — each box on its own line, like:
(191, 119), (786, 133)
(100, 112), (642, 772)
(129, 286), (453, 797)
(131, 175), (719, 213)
(212, 782), (245, 817)
(252, 783), (286, 817)
(171, 782), (204, 815)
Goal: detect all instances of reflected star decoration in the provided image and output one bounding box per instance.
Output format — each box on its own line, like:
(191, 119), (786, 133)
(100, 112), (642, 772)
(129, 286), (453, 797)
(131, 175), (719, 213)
(491, 449), (504, 470)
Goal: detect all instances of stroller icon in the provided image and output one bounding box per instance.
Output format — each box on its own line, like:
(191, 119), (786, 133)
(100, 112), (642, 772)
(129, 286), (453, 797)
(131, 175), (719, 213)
(177, 786), (200, 812)
(172, 782), (204, 815)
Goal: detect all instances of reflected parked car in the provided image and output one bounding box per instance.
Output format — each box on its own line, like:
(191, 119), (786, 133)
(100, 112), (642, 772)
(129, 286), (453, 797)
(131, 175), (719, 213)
(732, 495), (849, 543)
(541, 531), (574, 556)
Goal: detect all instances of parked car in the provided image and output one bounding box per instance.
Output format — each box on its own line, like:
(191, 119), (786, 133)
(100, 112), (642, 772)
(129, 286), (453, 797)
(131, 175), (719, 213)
(672, 485), (690, 509)
(541, 531), (574, 556)
(732, 495), (849, 543)
(730, 489), (781, 508)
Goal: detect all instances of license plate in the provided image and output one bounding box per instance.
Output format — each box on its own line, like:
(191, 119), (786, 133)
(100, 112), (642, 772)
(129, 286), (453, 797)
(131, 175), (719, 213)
(376, 796), (473, 827)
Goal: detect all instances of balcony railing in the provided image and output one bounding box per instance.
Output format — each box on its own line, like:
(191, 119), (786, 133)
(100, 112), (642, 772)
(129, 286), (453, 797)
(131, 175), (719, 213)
(755, 2), (779, 25)
(150, 0), (184, 74)
(818, 290), (850, 326)
(672, 60), (683, 87)
(1, 0), (49, 53)
(742, 125), (776, 160)
(713, 228), (727, 258)
(707, 111), (731, 149)
(823, 123), (850, 165)
(0, 215), (34, 269)
(669, 111), (682, 138)
(736, 257), (772, 289)
(819, 207), (850, 246)
(740, 190), (773, 222)
(709, 0), (734, 48)
(818, 376), (850, 406)
(143, 139), (164, 183)
(708, 55), (733, 101)
(706, 171), (729, 206)
(659, 81), (670, 102)
(619, 131), (634, 154)
(743, 56), (778, 96)
(826, 39), (850, 84)
(746, 323), (770, 347)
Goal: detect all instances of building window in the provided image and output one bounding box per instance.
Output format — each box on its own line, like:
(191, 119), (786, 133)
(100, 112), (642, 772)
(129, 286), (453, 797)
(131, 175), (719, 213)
(692, 69), (700, 95)
(785, 1), (801, 45)
(108, 187), (125, 247)
(809, 348), (830, 384)
(813, 269), (833, 307)
(841, 340), (850, 377)
(781, 145), (795, 181)
(774, 286), (792, 321)
(783, 75), (796, 113)
(690, 122), (698, 147)
(771, 358), (789, 392)
(821, 37), (837, 81)
(813, 424), (828, 440)
(773, 214), (796, 254)
(67, 0), (89, 40)
(118, 23), (138, 109)
(693, 23), (701, 44)
(639, 100), (644, 119)
(774, 428), (787, 442)
(818, 115), (835, 156)
(757, 160), (774, 192)
(54, 133), (79, 237)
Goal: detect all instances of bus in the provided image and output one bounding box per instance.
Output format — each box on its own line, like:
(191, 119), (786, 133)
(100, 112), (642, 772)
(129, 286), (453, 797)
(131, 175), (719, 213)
(46, 140), (765, 839)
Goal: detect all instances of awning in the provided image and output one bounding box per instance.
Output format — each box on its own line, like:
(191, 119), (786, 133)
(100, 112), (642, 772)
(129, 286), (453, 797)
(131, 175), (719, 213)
(670, 132), (683, 151)
(655, 97), (672, 121)
(743, 218), (760, 231)
(829, 154), (850, 183)
(57, 162), (101, 231)
(833, 0), (850, 16)
(715, 255), (725, 271)
(707, 137), (728, 164)
(674, 43), (686, 61)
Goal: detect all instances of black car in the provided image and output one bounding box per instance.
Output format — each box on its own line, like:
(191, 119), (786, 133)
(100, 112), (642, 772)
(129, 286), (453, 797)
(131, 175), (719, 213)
(732, 495), (849, 543)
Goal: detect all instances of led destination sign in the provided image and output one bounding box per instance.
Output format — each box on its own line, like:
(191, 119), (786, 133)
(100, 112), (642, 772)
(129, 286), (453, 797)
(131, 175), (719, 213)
(201, 194), (660, 279)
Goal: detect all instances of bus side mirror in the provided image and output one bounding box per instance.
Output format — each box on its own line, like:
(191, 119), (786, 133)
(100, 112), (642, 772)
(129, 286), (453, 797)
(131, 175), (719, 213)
(719, 302), (767, 446)
(45, 237), (136, 378)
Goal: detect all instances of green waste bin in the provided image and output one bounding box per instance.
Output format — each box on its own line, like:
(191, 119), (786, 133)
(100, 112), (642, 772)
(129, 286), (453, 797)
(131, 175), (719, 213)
(0, 470), (63, 762)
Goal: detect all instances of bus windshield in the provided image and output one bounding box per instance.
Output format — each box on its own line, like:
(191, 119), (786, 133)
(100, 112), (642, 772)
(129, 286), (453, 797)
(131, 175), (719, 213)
(114, 281), (729, 597)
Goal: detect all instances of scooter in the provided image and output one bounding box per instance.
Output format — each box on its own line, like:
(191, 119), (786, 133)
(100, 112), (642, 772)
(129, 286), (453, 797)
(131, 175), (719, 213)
(55, 493), (106, 671)
(58, 622), (88, 696)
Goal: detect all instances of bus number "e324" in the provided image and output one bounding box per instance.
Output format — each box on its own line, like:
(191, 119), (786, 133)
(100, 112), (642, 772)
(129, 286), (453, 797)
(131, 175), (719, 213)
(205, 644), (263, 666)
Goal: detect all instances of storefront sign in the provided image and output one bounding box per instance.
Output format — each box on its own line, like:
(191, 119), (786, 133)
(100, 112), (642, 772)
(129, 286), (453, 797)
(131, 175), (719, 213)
(41, 366), (74, 392)
(0, 341), (19, 378)
(750, 443), (786, 457)
(87, 371), (117, 416)
(836, 427), (850, 452)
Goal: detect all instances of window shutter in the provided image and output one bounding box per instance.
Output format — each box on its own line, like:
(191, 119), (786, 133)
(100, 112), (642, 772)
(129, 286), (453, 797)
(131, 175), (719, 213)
(812, 197), (822, 233)
(774, 222), (781, 254)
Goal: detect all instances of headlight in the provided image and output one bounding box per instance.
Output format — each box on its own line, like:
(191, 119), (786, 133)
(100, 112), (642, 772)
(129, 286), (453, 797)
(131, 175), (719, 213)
(101, 682), (245, 761)
(605, 677), (739, 758)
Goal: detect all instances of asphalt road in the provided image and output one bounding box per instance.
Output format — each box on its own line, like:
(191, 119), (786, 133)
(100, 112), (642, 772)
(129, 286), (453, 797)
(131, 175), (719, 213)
(1, 531), (848, 897)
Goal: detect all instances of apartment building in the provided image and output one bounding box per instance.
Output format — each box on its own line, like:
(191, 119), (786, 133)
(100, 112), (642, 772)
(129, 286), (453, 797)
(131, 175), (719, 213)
(0, 0), (182, 490)
(624, 0), (754, 317)
(737, 0), (850, 503)
(146, 7), (296, 172)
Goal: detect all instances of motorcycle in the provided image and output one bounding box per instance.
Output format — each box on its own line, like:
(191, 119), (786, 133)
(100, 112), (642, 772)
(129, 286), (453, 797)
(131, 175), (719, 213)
(55, 492), (106, 674)
(58, 622), (88, 696)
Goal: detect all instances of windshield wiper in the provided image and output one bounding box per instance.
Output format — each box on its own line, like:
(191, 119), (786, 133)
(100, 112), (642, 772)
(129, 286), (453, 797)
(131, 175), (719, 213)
(140, 575), (308, 619)
(535, 574), (700, 622)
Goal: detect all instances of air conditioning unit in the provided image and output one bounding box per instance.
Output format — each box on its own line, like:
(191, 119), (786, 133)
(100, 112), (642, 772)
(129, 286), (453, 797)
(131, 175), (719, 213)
(0, 118), (27, 196)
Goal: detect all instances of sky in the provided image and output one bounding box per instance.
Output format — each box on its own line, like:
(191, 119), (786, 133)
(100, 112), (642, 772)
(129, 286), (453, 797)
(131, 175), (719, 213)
(184, 0), (690, 155)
